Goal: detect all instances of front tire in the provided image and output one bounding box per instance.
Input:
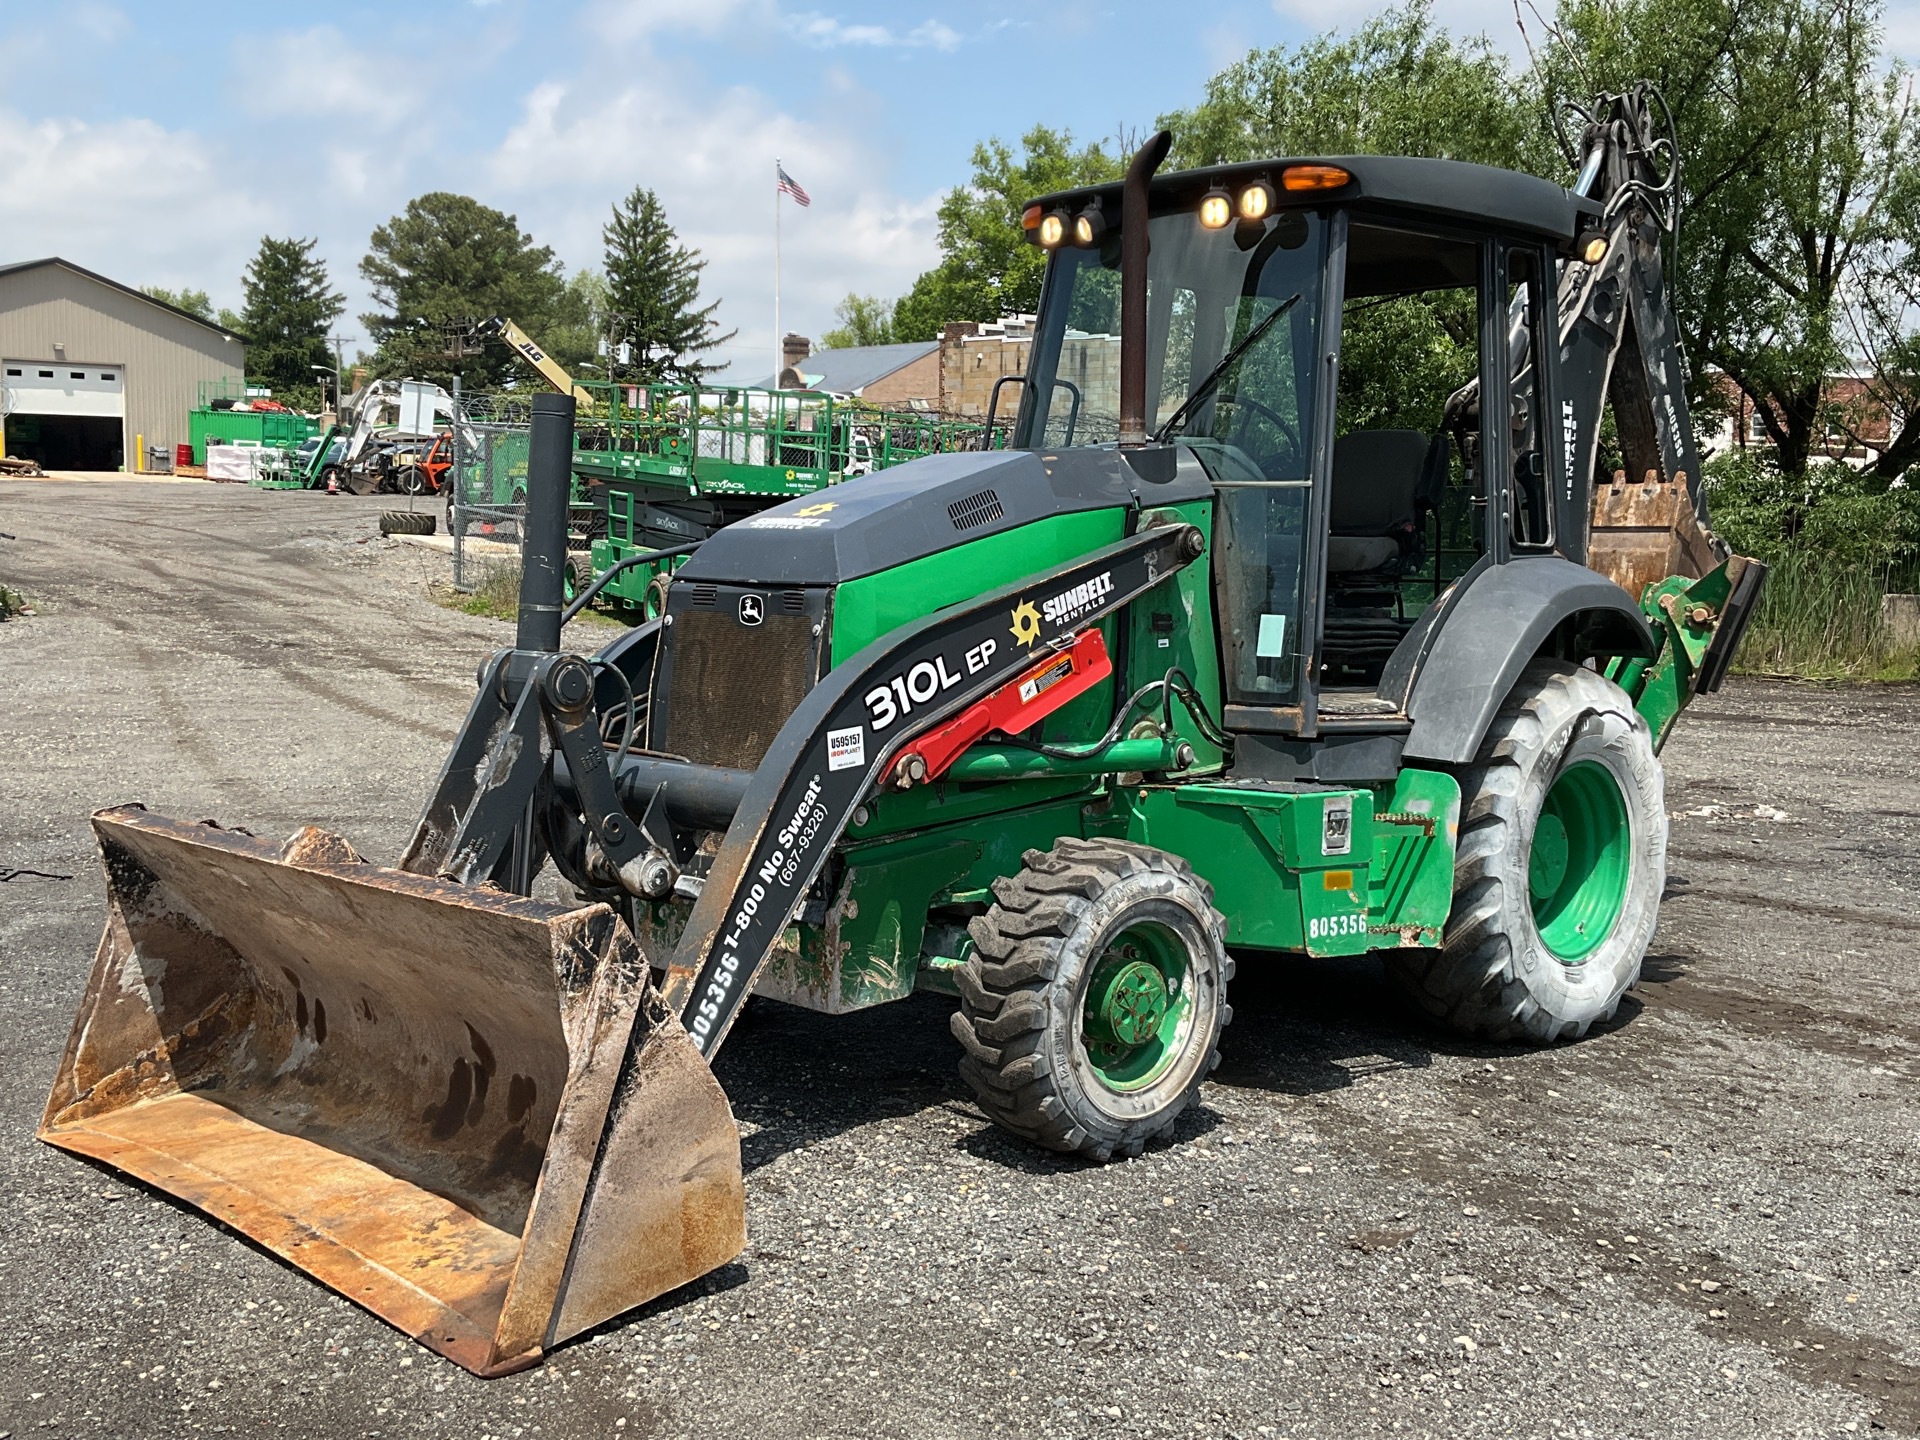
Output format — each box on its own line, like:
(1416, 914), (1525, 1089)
(953, 839), (1232, 1161)
(1390, 660), (1665, 1042)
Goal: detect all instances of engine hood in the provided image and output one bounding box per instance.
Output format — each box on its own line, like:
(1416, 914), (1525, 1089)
(673, 444), (1213, 587)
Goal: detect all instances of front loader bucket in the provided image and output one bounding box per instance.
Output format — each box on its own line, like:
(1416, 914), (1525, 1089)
(40, 807), (745, 1377)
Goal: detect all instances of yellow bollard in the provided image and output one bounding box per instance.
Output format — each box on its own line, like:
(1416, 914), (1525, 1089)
(135, 433), (144, 472)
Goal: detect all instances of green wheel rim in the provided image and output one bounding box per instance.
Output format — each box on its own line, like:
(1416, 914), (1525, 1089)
(563, 566), (579, 604)
(1080, 922), (1194, 1092)
(1529, 760), (1632, 962)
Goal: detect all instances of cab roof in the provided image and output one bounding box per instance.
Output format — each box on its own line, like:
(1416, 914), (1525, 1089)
(1026, 155), (1594, 244)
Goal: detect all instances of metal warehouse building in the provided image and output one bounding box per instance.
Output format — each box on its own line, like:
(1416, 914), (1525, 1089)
(0, 257), (245, 471)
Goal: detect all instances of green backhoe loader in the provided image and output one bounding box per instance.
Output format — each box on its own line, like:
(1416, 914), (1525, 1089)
(42, 86), (1760, 1375)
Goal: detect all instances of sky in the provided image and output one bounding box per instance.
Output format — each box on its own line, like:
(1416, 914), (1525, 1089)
(5, 0), (1919, 382)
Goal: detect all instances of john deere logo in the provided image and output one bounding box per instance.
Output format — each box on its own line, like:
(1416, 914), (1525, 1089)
(796, 501), (837, 517)
(738, 595), (765, 626)
(1010, 600), (1041, 646)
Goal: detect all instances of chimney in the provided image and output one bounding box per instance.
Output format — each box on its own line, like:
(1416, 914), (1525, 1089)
(779, 333), (812, 386)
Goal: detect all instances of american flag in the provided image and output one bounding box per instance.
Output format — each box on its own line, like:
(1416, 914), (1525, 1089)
(776, 164), (811, 208)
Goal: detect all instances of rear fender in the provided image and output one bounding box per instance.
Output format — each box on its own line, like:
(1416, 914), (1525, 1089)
(1388, 557), (1656, 766)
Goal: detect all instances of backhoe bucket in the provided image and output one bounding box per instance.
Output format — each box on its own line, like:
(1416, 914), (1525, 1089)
(1587, 472), (1722, 597)
(40, 807), (745, 1377)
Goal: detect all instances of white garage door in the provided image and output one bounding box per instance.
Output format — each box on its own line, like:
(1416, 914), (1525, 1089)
(2, 361), (125, 418)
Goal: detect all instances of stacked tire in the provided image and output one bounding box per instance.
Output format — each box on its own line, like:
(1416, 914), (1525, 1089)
(379, 511), (436, 537)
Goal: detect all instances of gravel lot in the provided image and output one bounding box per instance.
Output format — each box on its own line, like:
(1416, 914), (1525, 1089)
(1, 478), (1917, 1439)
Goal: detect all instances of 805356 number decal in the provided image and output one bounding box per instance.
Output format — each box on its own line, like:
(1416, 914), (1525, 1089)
(1308, 911), (1368, 940)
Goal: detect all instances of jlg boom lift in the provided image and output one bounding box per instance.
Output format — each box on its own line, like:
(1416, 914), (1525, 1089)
(42, 86), (1760, 1374)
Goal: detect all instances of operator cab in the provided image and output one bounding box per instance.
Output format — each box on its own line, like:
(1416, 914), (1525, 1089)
(1016, 157), (1589, 760)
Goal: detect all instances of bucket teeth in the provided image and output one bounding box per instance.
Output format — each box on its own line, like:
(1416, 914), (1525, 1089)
(40, 806), (745, 1376)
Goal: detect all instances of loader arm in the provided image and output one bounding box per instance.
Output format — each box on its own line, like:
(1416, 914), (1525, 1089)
(659, 522), (1206, 1057)
(395, 518), (1204, 1058)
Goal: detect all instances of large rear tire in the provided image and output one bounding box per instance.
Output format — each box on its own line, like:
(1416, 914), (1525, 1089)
(1390, 661), (1665, 1042)
(953, 838), (1232, 1162)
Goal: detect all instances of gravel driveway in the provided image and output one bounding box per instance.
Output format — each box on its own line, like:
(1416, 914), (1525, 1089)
(1, 479), (1915, 1439)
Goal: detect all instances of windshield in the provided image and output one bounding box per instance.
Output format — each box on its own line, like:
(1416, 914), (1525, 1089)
(1020, 207), (1329, 706)
(1018, 208), (1325, 479)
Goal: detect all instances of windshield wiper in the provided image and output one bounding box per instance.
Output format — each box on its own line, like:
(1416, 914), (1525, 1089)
(1151, 291), (1303, 444)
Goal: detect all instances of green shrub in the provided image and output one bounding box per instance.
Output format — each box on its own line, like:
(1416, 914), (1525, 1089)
(1701, 453), (1920, 678)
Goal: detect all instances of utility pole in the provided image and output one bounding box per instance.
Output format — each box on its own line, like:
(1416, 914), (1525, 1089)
(327, 333), (353, 406)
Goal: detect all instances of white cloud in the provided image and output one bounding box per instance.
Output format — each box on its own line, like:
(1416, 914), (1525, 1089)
(785, 13), (962, 49)
(72, 4), (130, 43)
(1882, 0), (1920, 62)
(0, 9), (956, 376)
(486, 66), (940, 376)
(0, 109), (277, 306)
(579, 0), (772, 43)
(230, 26), (424, 120)
(1269, 0), (1532, 54)
(1200, 20), (1252, 70)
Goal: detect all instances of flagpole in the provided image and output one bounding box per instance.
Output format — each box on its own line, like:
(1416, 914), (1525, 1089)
(773, 156), (782, 388)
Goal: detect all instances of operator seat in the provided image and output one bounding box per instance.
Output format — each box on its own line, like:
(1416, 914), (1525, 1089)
(1325, 429), (1435, 573)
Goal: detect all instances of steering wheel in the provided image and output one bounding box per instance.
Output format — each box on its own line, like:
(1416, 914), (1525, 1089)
(1227, 394), (1302, 477)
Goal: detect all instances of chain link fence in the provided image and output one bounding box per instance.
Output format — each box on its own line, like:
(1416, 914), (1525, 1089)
(448, 386), (533, 592)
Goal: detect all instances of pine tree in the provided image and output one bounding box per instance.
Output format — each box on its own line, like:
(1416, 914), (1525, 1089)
(360, 193), (568, 390)
(240, 237), (345, 406)
(602, 187), (734, 382)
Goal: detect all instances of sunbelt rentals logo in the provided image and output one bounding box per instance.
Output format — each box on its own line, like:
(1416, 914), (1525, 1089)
(1042, 571), (1114, 628)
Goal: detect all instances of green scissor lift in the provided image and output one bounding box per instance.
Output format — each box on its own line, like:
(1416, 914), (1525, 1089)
(571, 381), (1003, 616)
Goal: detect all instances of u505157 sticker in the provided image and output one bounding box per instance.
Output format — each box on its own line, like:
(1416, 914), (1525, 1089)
(826, 726), (865, 771)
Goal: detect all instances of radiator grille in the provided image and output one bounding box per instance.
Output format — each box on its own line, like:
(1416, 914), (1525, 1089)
(661, 609), (818, 771)
(947, 489), (1004, 530)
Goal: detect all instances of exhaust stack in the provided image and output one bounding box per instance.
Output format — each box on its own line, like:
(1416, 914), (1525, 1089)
(1118, 129), (1173, 447)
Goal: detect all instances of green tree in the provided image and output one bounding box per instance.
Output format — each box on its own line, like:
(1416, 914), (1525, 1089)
(238, 237), (345, 409)
(541, 268), (611, 377)
(1542, 0), (1918, 477)
(602, 187), (733, 382)
(1165, 5), (1536, 439)
(1161, 2), (1545, 170)
(360, 193), (570, 389)
(891, 127), (1122, 341)
(142, 284), (213, 318)
(820, 293), (898, 349)
(142, 285), (243, 332)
